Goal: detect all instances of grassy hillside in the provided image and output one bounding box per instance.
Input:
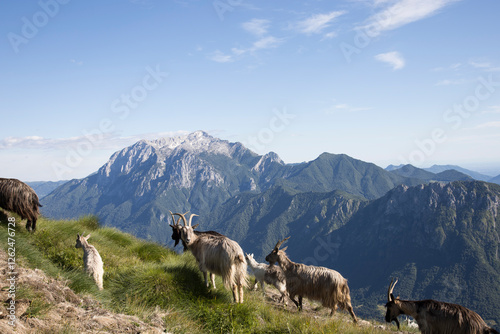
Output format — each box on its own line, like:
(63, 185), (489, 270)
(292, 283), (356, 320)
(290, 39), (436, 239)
(0, 213), (416, 333)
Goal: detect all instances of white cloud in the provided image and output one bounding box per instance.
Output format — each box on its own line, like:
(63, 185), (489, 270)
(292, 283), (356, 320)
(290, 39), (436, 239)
(242, 19), (270, 36)
(0, 131), (188, 151)
(483, 105), (500, 114)
(209, 50), (234, 63)
(295, 11), (346, 35)
(474, 121), (500, 129)
(210, 36), (283, 63)
(434, 78), (466, 86)
(359, 0), (459, 36)
(375, 51), (405, 70)
(324, 102), (371, 114)
(252, 36), (281, 50)
(322, 31), (338, 40)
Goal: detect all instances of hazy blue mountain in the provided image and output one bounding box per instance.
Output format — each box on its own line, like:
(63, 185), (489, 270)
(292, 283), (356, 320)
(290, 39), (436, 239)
(385, 164), (405, 171)
(434, 169), (474, 182)
(424, 164), (492, 181)
(388, 164), (437, 180)
(490, 174), (500, 185)
(389, 164), (474, 183)
(26, 180), (69, 198)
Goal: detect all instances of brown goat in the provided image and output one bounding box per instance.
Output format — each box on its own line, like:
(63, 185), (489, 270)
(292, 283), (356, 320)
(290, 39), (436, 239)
(265, 237), (357, 322)
(0, 178), (42, 231)
(385, 278), (499, 334)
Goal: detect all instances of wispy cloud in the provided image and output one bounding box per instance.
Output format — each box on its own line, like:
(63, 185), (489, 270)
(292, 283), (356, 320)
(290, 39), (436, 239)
(375, 51), (405, 70)
(469, 60), (500, 72)
(483, 105), (500, 114)
(294, 11), (346, 35)
(434, 78), (467, 86)
(324, 102), (371, 114)
(0, 134), (116, 150)
(242, 19), (270, 36)
(474, 121), (500, 129)
(209, 19), (283, 63)
(209, 50), (234, 63)
(359, 0), (460, 36)
(432, 62), (462, 72)
(0, 131), (186, 151)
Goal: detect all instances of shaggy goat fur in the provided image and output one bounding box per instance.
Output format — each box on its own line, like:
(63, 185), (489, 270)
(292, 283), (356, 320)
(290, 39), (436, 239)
(385, 278), (498, 334)
(266, 237), (357, 322)
(245, 253), (288, 306)
(0, 178), (42, 231)
(75, 233), (104, 290)
(169, 212), (223, 289)
(173, 212), (248, 303)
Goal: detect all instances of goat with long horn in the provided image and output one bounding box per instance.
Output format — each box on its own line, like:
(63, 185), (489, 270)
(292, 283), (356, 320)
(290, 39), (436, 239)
(173, 212), (247, 303)
(385, 278), (498, 334)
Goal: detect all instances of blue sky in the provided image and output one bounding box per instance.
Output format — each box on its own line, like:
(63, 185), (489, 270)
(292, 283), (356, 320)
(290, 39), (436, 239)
(1, 0), (500, 181)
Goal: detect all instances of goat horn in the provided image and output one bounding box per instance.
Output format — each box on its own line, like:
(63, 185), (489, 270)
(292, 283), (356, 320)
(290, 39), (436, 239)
(169, 211), (177, 225)
(275, 236), (290, 250)
(387, 278), (398, 302)
(173, 212), (188, 226)
(188, 213), (198, 227)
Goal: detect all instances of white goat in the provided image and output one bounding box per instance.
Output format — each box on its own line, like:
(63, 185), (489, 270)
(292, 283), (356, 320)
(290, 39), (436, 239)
(75, 233), (104, 290)
(174, 212), (248, 303)
(245, 253), (288, 306)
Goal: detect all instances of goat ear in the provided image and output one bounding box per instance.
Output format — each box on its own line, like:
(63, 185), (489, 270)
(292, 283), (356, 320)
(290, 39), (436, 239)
(85, 234), (91, 240)
(192, 224), (199, 229)
(281, 246), (288, 252)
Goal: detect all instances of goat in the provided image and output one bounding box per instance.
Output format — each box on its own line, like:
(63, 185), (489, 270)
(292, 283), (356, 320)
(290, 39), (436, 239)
(169, 211), (222, 289)
(385, 278), (498, 334)
(0, 178), (42, 231)
(75, 233), (104, 290)
(169, 211), (223, 251)
(245, 253), (288, 306)
(265, 237), (357, 323)
(173, 212), (247, 303)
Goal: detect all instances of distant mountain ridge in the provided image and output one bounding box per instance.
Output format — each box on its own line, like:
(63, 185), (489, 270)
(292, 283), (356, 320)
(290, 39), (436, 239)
(42, 131), (417, 242)
(386, 163), (496, 182)
(388, 164), (474, 182)
(26, 180), (68, 198)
